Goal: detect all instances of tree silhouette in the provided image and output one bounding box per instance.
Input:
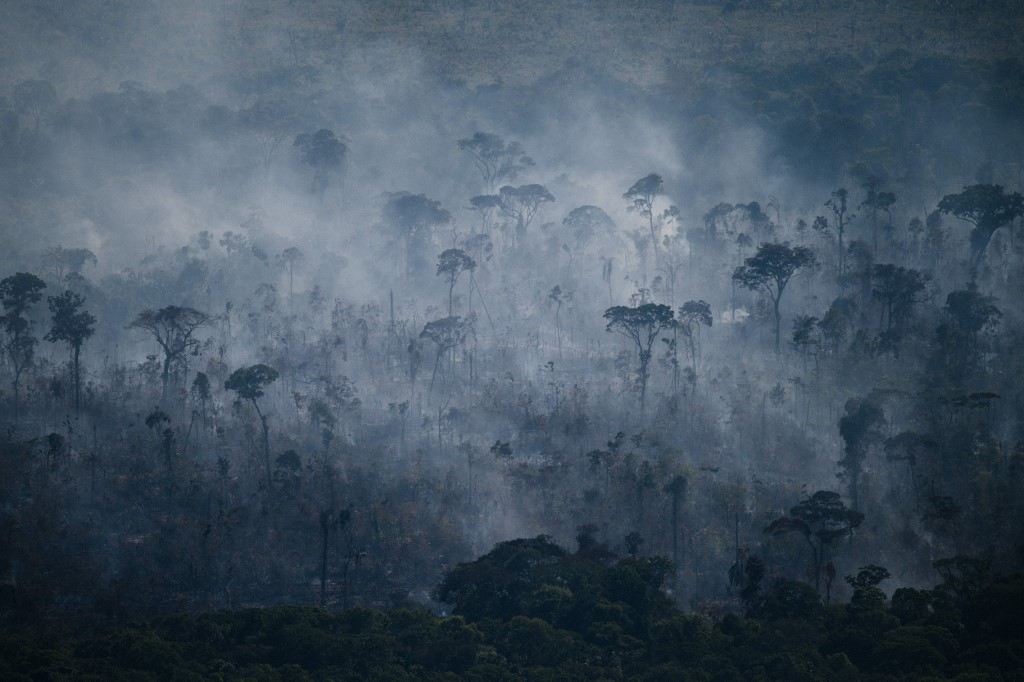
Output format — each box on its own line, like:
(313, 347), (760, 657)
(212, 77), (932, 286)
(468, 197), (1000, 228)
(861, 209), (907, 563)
(937, 184), (1024, 277)
(45, 290), (96, 415)
(294, 128), (346, 198)
(871, 264), (928, 354)
(765, 491), (864, 594)
(466, 194), (503, 234)
(436, 249), (476, 316)
(128, 305), (210, 401)
(860, 177), (897, 252)
(278, 246), (303, 315)
(677, 300), (712, 377)
(732, 242), (815, 352)
(624, 174), (664, 260)
(242, 98), (298, 183)
(499, 184), (555, 246)
(420, 316), (473, 393)
(457, 131), (534, 191)
(41, 246), (97, 289)
(603, 303), (675, 417)
(383, 193), (452, 278)
(562, 205), (615, 274)
(0, 272), (46, 427)
(225, 364), (279, 489)
(838, 397), (885, 511)
(812, 188), (855, 277)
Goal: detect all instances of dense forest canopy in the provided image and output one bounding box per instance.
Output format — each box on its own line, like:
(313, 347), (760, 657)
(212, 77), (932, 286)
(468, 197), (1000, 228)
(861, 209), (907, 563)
(2, 0), (1024, 678)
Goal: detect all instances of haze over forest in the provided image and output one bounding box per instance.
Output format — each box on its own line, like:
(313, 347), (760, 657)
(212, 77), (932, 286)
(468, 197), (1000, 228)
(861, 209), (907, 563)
(3, 0), (1024, 677)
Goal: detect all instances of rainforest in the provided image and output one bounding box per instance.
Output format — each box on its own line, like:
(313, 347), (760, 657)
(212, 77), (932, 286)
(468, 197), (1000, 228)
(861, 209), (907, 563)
(2, 0), (1024, 679)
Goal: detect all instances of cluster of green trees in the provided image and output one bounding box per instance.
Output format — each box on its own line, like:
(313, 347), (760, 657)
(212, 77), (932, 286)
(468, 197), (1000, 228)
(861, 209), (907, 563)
(4, 537), (1022, 680)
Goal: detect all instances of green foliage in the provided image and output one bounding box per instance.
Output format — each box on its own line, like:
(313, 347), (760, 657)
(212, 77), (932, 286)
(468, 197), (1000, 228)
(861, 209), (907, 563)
(224, 364), (280, 403)
(937, 184), (1024, 272)
(1, 548), (1021, 680)
(733, 242), (815, 350)
(457, 132), (534, 191)
(293, 128), (346, 196)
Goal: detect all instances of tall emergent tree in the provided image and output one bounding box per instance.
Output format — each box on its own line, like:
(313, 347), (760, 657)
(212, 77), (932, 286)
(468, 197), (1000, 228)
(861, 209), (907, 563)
(765, 490), (864, 594)
(457, 131), (534, 191)
(225, 364), (279, 489)
(128, 305), (210, 400)
(242, 98), (298, 183)
(45, 290), (96, 415)
(41, 246), (97, 289)
(677, 300), (712, 377)
(278, 246), (303, 315)
(860, 177), (897, 253)
(420, 315), (473, 393)
(467, 194), (503, 234)
(562, 205), (616, 273)
(871, 264), (928, 354)
(937, 184), (1024, 277)
(733, 242), (815, 352)
(383, 193), (452, 278)
(812, 188), (855, 277)
(0, 272), (46, 426)
(838, 397), (885, 511)
(436, 248), (476, 316)
(498, 184), (555, 246)
(294, 128), (346, 199)
(603, 303), (675, 418)
(624, 174), (664, 260)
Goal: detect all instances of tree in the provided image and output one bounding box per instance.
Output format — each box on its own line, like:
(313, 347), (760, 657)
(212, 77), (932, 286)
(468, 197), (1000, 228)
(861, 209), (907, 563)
(420, 316), (473, 393)
(0, 273), (46, 426)
(791, 315), (822, 369)
(654, 206), (685, 302)
(677, 300), (712, 377)
(765, 490), (864, 594)
(144, 408), (177, 489)
(732, 242), (815, 352)
(871, 264), (928, 354)
(241, 98), (297, 183)
(860, 177), (897, 252)
(293, 128), (346, 198)
(225, 364), (279, 489)
(434, 536), (566, 622)
(937, 184), (1024, 276)
(128, 306), (210, 400)
(664, 474), (688, 576)
(45, 290), (96, 415)
(278, 246), (303, 314)
(190, 371), (211, 431)
(41, 247), (97, 289)
(436, 249), (476, 316)
(945, 288), (1001, 335)
(383, 193), (452, 278)
(603, 303), (675, 417)
(466, 194), (503, 234)
(812, 188), (855, 277)
(838, 397), (885, 511)
(548, 285), (566, 358)
(562, 205), (615, 273)
(624, 174), (664, 260)
(13, 79), (57, 133)
(499, 184), (555, 245)
(457, 132), (534, 191)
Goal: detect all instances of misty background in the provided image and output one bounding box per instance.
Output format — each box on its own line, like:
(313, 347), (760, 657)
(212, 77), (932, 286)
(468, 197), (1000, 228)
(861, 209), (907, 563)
(1, 0), (1024, 623)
